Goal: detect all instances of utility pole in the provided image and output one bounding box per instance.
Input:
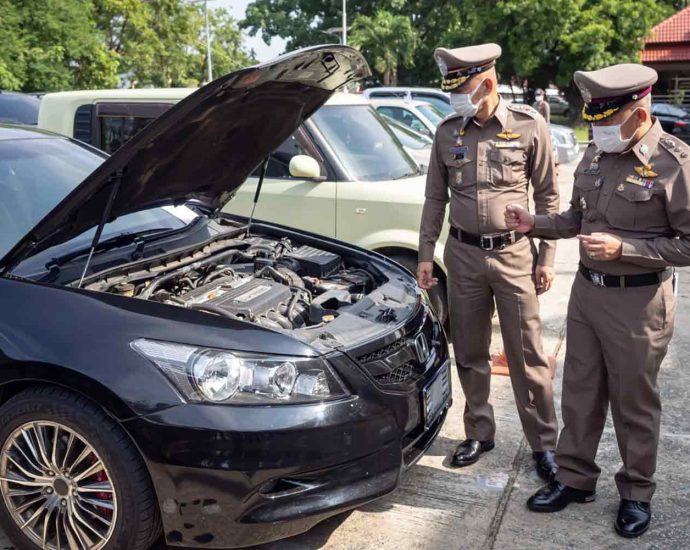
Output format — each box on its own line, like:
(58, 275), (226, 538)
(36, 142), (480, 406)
(205, 0), (213, 82)
(342, 0), (347, 45)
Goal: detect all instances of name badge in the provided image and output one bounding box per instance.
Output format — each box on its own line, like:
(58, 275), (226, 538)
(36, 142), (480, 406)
(494, 141), (521, 149)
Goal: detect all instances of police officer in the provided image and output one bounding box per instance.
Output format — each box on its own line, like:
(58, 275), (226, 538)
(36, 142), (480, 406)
(506, 63), (690, 537)
(417, 43), (560, 480)
(533, 89), (550, 124)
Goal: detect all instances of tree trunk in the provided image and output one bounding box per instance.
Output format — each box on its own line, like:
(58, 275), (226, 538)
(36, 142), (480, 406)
(391, 65), (398, 87)
(383, 69), (391, 86)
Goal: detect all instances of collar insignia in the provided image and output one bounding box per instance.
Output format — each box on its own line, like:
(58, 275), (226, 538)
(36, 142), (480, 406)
(634, 165), (657, 178)
(497, 129), (520, 140)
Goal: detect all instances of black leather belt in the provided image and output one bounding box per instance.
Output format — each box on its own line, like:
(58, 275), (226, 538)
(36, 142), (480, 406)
(578, 262), (672, 288)
(449, 226), (524, 251)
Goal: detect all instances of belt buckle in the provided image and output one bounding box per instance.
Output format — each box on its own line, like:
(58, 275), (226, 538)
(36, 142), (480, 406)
(590, 272), (606, 287)
(480, 235), (494, 251)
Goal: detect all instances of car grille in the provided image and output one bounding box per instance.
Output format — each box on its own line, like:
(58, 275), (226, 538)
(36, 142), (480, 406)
(354, 307), (442, 388)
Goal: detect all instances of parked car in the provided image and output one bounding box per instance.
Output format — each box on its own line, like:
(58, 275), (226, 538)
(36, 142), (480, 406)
(363, 87), (453, 115)
(550, 123), (580, 164)
(652, 102), (690, 143)
(380, 114), (433, 171)
(39, 90), (452, 322)
(0, 46), (451, 550)
(546, 94), (570, 116)
(369, 98), (445, 137)
(0, 91), (40, 125)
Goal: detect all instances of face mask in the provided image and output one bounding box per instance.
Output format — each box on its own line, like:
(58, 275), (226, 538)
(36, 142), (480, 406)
(592, 110), (639, 153)
(450, 80), (486, 117)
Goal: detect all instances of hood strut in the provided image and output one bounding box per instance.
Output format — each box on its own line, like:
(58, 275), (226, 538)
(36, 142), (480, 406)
(246, 157), (269, 236)
(77, 170), (123, 288)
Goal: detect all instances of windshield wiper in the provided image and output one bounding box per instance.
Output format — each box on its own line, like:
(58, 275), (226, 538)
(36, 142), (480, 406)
(45, 228), (173, 274)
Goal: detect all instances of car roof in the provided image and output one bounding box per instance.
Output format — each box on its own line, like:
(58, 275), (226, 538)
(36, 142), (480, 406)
(0, 123), (64, 141)
(40, 88), (197, 102)
(364, 87), (446, 95)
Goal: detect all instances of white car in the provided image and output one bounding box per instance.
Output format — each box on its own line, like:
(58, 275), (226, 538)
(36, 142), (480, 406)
(550, 123), (580, 164)
(363, 87), (453, 115)
(380, 115), (433, 171)
(369, 98), (446, 137)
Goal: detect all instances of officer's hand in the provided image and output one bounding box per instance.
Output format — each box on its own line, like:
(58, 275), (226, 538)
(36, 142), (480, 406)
(577, 233), (623, 261)
(505, 204), (535, 233)
(534, 265), (555, 295)
(417, 262), (438, 289)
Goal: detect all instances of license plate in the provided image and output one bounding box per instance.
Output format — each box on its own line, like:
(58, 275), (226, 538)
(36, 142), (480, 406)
(422, 362), (451, 428)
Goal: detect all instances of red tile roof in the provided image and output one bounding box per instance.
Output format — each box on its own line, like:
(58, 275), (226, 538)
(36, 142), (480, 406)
(643, 44), (690, 63)
(646, 5), (690, 44)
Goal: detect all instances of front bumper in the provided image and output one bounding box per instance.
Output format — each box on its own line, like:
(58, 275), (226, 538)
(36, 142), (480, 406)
(123, 306), (450, 548)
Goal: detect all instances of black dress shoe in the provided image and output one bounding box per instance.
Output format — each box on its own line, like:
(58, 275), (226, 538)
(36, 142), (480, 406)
(615, 500), (651, 538)
(527, 481), (596, 512)
(450, 439), (494, 467)
(533, 450), (558, 481)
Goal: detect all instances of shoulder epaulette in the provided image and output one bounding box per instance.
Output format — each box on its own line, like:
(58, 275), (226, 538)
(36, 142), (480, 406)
(658, 134), (690, 165)
(506, 102), (539, 119)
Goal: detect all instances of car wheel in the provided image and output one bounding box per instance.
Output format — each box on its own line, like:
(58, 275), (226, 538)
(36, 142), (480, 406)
(390, 254), (447, 324)
(0, 386), (161, 550)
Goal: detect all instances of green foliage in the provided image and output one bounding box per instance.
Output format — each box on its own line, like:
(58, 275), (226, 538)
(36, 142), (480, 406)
(1, 0), (255, 92)
(350, 10), (417, 85)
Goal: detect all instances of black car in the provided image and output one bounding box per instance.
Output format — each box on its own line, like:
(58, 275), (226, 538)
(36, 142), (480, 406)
(0, 90), (40, 125)
(652, 102), (690, 143)
(0, 46), (451, 549)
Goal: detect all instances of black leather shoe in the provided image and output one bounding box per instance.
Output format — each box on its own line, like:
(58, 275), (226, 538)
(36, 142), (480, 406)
(533, 450), (558, 481)
(450, 439), (494, 467)
(527, 481), (596, 512)
(615, 500), (651, 538)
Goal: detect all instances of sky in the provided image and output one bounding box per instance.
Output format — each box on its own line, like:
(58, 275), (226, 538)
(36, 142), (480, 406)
(215, 0), (287, 62)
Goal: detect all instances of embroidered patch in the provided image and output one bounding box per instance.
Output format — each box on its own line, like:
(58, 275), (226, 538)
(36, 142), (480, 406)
(625, 175), (654, 189)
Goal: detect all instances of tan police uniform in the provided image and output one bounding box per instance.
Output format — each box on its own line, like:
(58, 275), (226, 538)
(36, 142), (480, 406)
(531, 64), (690, 501)
(419, 44), (560, 451)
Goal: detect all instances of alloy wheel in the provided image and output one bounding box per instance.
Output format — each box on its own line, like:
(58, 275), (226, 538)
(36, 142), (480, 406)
(0, 421), (117, 549)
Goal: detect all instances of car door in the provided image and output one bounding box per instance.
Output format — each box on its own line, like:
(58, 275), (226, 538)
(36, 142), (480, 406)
(223, 127), (337, 237)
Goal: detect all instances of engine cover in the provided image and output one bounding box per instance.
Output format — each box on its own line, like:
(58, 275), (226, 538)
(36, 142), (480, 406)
(184, 278), (292, 319)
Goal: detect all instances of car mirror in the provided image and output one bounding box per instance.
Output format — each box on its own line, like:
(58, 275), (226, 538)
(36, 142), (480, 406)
(289, 155), (323, 180)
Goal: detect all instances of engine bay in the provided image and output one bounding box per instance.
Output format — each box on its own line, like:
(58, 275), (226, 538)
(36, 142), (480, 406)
(87, 236), (386, 331)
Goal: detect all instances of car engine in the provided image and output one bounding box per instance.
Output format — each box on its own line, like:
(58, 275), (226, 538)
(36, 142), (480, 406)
(96, 236), (380, 331)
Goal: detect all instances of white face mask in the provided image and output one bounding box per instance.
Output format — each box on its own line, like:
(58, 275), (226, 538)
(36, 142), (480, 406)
(592, 110), (639, 153)
(450, 80), (486, 118)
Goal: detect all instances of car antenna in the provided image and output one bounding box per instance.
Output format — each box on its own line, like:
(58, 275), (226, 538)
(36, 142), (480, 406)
(246, 156), (269, 236)
(77, 169), (124, 288)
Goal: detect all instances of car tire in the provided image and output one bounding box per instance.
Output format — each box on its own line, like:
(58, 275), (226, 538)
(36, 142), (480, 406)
(0, 386), (161, 550)
(390, 254), (448, 324)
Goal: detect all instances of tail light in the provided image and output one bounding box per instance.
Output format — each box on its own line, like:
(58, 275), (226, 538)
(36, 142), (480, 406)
(675, 119), (688, 129)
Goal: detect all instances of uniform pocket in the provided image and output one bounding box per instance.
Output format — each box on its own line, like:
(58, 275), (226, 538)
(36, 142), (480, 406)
(606, 183), (663, 231)
(489, 148), (525, 186)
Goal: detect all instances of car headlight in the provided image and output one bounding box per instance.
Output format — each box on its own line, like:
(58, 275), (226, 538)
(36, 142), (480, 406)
(131, 339), (349, 404)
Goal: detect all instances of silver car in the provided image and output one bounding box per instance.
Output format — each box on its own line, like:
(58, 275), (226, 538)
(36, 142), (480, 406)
(550, 123), (580, 164)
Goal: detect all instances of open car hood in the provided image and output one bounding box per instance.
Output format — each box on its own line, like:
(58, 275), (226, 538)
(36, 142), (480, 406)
(1, 45), (370, 270)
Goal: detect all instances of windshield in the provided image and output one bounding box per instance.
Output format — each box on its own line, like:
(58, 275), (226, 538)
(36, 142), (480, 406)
(310, 105), (418, 181)
(382, 116), (433, 150)
(413, 95), (453, 115)
(0, 137), (196, 260)
(416, 104), (444, 127)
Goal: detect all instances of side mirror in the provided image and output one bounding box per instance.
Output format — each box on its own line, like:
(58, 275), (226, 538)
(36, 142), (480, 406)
(289, 155), (323, 180)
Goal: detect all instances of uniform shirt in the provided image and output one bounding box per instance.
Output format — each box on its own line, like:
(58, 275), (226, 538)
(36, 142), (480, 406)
(532, 120), (690, 275)
(418, 99), (559, 265)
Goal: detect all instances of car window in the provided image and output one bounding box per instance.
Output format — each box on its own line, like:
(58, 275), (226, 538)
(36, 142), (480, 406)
(0, 136), (194, 262)
(652, 104), (669, 116)
(310, 105), (417, 181)
(0, 93), (40, 125)
(376, 106), (427, 132)
(665, 104), (688, 118)
(381, 116), (433, 150)
(412, 93), (453, 115)
(96, 103), (173, 154)
(250, 129), (324, 179)
(416, 104), (444, 127)
(369, 91), (406, 99)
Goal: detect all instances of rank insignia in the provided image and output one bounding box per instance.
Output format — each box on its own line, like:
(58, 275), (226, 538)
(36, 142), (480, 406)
(579, 197), (587, 210)
(497, 129), (521, 140)
(625, 175), (654, 189)
(639, 144), (649, 156)
(634, 165), (657, 178)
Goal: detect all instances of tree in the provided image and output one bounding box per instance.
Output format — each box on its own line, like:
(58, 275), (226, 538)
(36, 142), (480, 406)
(350, 11), (417, 86)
